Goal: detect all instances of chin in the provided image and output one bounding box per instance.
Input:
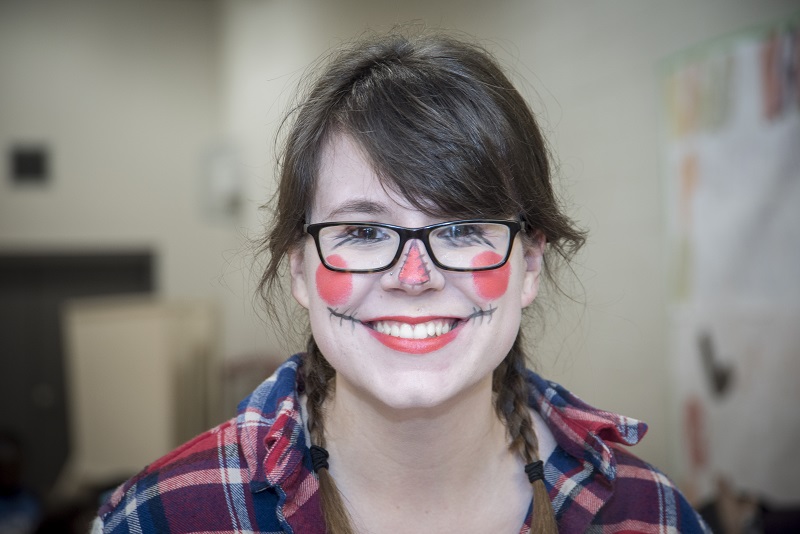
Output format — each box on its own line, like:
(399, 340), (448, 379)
(374, 388), (449, 412)
(319, 331), (502, 414)
(349, 369), (488, 414)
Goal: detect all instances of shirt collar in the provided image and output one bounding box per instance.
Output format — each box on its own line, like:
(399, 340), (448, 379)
(235, 356), (648, 489)
(236, 354), (309, 491)
(526, 370), (648, 483)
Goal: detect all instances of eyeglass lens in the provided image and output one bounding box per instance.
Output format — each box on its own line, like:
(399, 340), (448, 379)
(317, 222), (511, 271)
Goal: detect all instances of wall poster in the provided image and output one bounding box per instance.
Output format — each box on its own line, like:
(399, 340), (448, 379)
(662, 14), (800, 516)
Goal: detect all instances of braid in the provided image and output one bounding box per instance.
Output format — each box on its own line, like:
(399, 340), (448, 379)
(304, 333), (557, 532)
(492, 333), (559, 533)
(303, 336), (335, 447)
(303, 337), (355, 534)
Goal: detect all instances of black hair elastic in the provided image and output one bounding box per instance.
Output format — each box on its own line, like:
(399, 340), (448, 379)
(310, 445), (330, 472)
(525, 460), (544, 483)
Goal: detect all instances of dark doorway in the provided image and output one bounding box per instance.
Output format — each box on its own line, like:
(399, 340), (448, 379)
(0, 251), (154, 497)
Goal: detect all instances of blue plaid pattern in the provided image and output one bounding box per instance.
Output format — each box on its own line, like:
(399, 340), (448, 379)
(96, 355), (709, 533)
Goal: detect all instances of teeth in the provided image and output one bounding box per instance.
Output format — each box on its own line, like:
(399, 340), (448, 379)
(400, 324), (414, 338)
(372, 319), (456, 340)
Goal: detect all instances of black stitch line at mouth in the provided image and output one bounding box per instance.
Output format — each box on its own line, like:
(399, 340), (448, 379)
(329, 307), (360, 331)
(466, 305), (496, 324)
(328, 305), (497, 333)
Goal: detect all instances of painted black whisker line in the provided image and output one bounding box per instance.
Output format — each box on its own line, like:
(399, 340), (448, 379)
(328, 305), (495, 334)
(327, 307), (362, 329)
(467, 305), (496, 324)
(469, 307), (482, 325)
(478, 235), (495, 249)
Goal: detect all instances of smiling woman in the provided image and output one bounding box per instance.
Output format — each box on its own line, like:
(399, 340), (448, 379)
(94, 32), (710, 534)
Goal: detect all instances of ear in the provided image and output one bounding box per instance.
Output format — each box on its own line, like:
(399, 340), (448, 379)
(520, 232), (545, 308)
(288, 246), (310, 309)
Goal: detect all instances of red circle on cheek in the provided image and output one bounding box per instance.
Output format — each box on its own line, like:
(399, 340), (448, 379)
(315, 255), (353, 306)
(471, 251), (510, 301)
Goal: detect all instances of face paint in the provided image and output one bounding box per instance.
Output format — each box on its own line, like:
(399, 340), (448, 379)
(368, 325), (460, 354)
(328, 307), (496, 354)
(316, 254), (353, 306)
(398, 241), (431, 285)
(471, 251), (510, 301)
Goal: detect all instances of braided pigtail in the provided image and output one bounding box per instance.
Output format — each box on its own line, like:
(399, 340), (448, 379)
(493, 333), (559, 533)
(304, 332), (557, 532)
(303, 337), (355, 534)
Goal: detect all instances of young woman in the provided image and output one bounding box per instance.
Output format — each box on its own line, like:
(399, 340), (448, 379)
(96, 33), (709, 533)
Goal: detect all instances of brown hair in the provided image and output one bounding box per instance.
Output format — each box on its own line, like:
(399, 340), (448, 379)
(258, 31), (584, 533)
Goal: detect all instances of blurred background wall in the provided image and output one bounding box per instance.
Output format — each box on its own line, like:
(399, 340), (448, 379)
(0, 0), (797, 528)
(217, 0), (798, 481)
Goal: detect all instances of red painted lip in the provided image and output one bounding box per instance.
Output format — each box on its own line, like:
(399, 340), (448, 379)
(366, 322), (462, 354)
(364, 315), (456, 325)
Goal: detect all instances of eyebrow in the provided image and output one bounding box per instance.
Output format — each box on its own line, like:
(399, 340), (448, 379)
(324, 199), (390, 220)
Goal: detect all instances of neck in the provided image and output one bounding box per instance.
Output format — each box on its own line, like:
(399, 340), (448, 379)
(318, 372), (533, 533)
(324, 373), (514, 496)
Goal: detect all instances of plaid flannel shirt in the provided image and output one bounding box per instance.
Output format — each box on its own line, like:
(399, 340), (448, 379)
(96, 354), (709, 533)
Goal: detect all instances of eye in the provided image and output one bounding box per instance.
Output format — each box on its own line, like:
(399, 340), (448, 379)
(450, 225), (479, 238)
(435, 224), (492, 247)
(347, 225), (385, 241)
(331, 224), (392, 248)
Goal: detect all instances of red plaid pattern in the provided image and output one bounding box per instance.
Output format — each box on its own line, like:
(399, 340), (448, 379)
(96, 355), (708, 533)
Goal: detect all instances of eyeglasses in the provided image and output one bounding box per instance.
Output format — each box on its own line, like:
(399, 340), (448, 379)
(304, 219), (523, 273)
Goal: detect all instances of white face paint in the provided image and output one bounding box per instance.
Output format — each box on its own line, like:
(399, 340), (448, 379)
(289, 134), (543, 411)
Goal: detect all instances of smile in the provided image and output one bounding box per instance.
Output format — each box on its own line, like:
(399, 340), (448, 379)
(372, 318), (457, 339)
(327, 307), (495, 354)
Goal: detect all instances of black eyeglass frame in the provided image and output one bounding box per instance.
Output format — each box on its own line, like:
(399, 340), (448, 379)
(303, 219), (524, 273)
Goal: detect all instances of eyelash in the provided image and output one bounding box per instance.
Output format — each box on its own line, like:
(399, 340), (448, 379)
(436, 226), (494, 248)
(333, 226), (389, 247)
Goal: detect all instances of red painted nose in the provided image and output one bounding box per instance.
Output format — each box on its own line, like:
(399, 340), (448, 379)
(398, 241), (431, 285)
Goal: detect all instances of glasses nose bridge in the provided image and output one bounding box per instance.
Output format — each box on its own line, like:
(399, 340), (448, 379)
(395, 226), (434, 259)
